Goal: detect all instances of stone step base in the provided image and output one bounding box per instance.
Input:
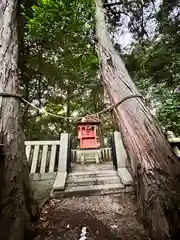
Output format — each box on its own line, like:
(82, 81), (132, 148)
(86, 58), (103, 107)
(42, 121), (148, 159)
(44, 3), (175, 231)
(51, 183), (133, 198)
(76, 157), (98, 163)
(67, 175), (120, 187)
(83, 157), (96, 161)
(71, 162), (115, 172)
(51, 162), (133, 198)
(68, 170), (118, 178)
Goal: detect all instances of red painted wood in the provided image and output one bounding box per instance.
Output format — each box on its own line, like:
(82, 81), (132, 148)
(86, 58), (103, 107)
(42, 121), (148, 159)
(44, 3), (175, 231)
(77, 124), (99, 149)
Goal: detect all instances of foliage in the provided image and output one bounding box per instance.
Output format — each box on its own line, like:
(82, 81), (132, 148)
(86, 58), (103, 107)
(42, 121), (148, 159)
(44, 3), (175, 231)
(20, 0), (114, 142)
(20, 0), (180, 140)
(117, 0), (180, 134)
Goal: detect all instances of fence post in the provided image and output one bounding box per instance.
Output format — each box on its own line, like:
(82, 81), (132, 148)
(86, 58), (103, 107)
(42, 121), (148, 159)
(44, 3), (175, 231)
(114, 131), (127, 168)
(53, 133), (69, 191)
(114, 131), (133, 185)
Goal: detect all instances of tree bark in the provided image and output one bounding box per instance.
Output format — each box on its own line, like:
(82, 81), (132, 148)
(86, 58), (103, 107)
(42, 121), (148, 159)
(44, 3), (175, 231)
(94, 0), (180, 239)
(0, 1), (38, 239)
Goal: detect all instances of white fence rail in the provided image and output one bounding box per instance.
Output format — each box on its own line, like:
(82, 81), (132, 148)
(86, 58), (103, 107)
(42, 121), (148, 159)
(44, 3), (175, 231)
(101, 148), (112, 161)
(71, 147), (112, 162)
(167, 131), (180, 158)
(25, 141), (61, 174)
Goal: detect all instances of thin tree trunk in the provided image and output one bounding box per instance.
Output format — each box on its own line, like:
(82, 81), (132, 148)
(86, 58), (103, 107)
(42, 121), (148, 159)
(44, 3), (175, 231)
(94, 0), (180, 239)
(92, 87), (104, 147)
(0, 1), (38, 239)
(37, 44), (43, 108)
(66, 83), (71, 132)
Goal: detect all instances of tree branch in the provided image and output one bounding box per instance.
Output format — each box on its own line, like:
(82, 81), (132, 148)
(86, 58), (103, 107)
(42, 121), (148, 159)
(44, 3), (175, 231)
(21, 93), (38, 118)
(103, 2), (120, 7)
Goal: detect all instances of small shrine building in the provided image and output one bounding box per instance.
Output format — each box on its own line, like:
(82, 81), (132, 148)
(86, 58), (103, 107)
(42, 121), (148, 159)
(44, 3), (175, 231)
(75, 113), (102, 163)
(76, 113), (101, 149)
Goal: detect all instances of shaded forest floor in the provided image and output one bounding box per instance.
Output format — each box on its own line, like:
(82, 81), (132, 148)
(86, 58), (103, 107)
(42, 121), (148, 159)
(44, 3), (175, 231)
(34, 193), (150, 240)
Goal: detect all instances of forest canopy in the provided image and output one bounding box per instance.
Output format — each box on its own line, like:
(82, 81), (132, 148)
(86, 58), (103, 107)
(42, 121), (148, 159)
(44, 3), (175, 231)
(20, 0), (180, 140)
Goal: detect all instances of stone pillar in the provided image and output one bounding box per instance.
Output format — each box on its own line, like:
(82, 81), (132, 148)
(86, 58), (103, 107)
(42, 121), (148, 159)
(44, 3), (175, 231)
(58, 133), (69, 171)
(53, 133), (69, 191)
(114, 131), (127, 168)
(114, 131), (133, 185)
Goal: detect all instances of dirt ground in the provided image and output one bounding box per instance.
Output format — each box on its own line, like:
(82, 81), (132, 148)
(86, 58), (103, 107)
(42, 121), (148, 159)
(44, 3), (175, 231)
(34, 193), (150, 240)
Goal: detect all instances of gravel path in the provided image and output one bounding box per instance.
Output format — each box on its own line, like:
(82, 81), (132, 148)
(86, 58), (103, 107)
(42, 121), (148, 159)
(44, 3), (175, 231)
(34, 193), (150, 240)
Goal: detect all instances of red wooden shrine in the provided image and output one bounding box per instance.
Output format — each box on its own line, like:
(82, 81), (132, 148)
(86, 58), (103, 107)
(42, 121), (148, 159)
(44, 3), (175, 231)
(76, 114), (101, 149)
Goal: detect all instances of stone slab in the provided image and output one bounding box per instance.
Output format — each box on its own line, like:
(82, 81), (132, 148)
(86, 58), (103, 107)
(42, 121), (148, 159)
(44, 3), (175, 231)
(68, 170), (117, 177)
(67, 175), (119, 183)
(71, 162), (115, 172)
(30, 172), (57, 181)
(118, 168), (133, 186)
(58, 133), (69, 171)
(67, 175), (120, 187)
(65, 183), (124, 193)
(114, 131), (128, 168)
(76, 149), (101, 163)
(52, 183), (126, 198)
(31, 174), (56, 205)
(53, 172), (67, 190)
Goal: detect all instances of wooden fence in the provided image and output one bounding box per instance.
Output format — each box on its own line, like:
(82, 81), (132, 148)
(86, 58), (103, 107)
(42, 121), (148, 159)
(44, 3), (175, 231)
(167, 131), (180, 158)
(71, 147), (112, 162)
(25, 141), (61, 174)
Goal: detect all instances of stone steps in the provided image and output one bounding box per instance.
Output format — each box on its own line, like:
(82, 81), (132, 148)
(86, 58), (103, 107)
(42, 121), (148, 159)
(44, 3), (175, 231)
(51, 162), (133, 198)
(52, 183), (128, 198)
(52, 163), (130, 197)
(71, 162), (115, 172)
(68, 170), (117, 178)
(67, 175), (120, 187)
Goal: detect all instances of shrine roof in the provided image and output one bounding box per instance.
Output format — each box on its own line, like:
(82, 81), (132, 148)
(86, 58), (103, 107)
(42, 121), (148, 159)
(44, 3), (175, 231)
(75, 113), (101, 124)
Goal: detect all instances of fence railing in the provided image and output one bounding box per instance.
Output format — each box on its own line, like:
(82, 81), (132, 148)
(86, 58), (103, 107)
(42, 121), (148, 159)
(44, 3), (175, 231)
(166, 131), (180, 158)
(71, 147), (112, 162)
(25, 140), (61, 174)
(101, 147), (112, 161)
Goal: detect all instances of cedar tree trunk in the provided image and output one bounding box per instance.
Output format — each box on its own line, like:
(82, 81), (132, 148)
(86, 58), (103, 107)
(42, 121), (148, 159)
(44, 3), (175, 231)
(94, 0), (180, 239)
(0, 1), (38, 239)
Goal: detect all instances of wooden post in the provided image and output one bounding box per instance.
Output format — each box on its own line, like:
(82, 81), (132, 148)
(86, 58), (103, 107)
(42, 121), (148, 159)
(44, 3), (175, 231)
(114, 131), (132, 185)
(53, 133), (69, 191)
